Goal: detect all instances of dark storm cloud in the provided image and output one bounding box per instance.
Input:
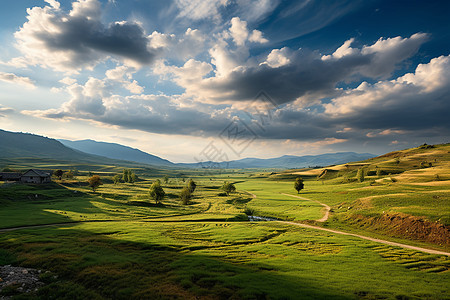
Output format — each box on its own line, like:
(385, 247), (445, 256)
(49, 19), (155, 64)
(14, 0), (158, 71)
(209, 50), (371, 105)
(189, 33), (429, 106)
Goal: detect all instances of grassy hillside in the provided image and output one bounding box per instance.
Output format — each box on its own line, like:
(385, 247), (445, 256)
(0, 129), (172, 171)
(271, 143), (450, 245)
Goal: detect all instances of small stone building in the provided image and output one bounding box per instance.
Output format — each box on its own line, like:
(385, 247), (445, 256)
(0, 172), (22, 182)
(20, 169), (52, 184)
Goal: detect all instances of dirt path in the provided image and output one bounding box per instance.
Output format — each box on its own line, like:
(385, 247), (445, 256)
(244, 190), (449, 256)
(280, 193), (330, 222)
(279, 220), (450, 256)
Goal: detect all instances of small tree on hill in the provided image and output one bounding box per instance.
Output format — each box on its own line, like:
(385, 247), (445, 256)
(163, 175), (169, 184)
(294, 177), (304, 194)
(130, 173), (137, 183)
(122, 169), (130, 183)
(149, 181), (165, 204)
(54, 169), (64, 180)
(64, 170), (74, 179)
(222, 182), (236, 196)
(113, 174), (121, 184)
(376, 168), (382, 177)
(180, 186), (192, 205)
(357, 168), (365, 182)
(187, 179), (197, 193)
(88, 175), (103, 192)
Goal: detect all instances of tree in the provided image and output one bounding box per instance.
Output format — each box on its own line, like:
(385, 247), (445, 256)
(222, 181), (236, 196)
(113, 174), (121, 184)
(187, 179), (197, 193)
(130, 173), (137, 183)
(180, 186), (192, 205)
(357, 168), (365, 182)
(149, 181), (165, 204)
(88, 175), (103, 192)
(294, 177), (304, 194)
(376, 168), (382, 177)
(64, 170), (74, 179)
(54, 169), (64, 180)
(122, 169), (130, 183)
(163, 175), (169, 184)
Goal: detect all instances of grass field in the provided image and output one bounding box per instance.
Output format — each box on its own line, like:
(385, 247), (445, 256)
(0, 144), (449, 299)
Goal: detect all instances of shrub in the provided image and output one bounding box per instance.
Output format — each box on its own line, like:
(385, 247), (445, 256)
(357, 168), (365, 182)
(222, 182), (236, 195)
(149, 181), (165, 204)
(87, 175), (102, 192)
(187, 179), (197, 193)
(244, 207), (256, 216)
(180, 186), (191, 205)
(294, 177), (304, 193)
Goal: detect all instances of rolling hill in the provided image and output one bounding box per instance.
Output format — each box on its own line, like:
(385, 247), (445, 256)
(0, 129), (161, 170)
(59, 139), (174, 167)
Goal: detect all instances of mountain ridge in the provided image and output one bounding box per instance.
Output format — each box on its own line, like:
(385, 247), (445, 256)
(58, 139), (174, 167)
(0, 129), (375, 169)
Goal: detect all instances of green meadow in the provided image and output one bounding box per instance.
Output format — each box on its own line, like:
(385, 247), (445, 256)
(1, 144), (449, 299)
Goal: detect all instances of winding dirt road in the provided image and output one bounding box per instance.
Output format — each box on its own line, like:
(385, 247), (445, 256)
(246, 190), (450, 256)
(279, 220), (450, 256)
(2, 192), (448, 256)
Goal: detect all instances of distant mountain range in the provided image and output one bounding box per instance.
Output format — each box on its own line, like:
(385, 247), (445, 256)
(0, 129), (375, 169)
(59, 139), (174, 167)
(177, 152), (375, 169)
(59, 137), (374, 168)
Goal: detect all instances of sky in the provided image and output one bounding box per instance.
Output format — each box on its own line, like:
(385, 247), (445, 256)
(0, 0), (449, 163)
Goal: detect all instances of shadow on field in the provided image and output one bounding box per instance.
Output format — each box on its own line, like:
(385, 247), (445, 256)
(126, 200), (165, 208)
(0, 183), (140, 229)
(0, 224), (349, 300)
(297, 191), (325, 195)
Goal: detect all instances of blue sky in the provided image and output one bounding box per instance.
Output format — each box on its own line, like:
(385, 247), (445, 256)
(0, 0), (449, 162)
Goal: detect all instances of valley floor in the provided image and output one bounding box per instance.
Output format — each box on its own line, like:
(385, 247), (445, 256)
(0, 170), (449, 299)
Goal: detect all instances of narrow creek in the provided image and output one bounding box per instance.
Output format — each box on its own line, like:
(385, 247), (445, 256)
(247, 215), (279, 221)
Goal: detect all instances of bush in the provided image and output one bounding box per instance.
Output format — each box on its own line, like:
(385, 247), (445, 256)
(357, 168), (365, 182)
(180, 186), (191, 205)
(87, 175), (102, 192)
(419, 143), (435, 149)
(221, 182), (236, 195)
(149, 181), (165, 204)
(294, 177), (304, 193)
(244, 207), (256, 216)
(187, 179), (197, 193)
